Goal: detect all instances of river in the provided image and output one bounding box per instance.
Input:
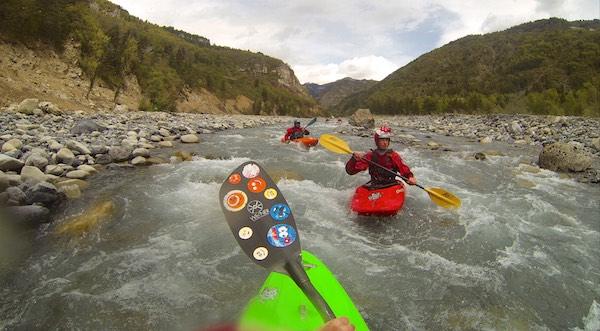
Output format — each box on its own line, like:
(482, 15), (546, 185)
(1, 121), (599, 330)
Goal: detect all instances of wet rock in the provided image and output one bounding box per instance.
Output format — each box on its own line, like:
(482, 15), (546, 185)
(427, 141), (440, 150)
(5, 186), (26, 205)
(45, 164), (65, 176)
(174, 151), (193, 161)
(349, 109), (375, 128)
(539, 142), (592, 172)
(90, 145), (109, 155)
(4, 205), (51, 226)
(131, 156), (147, 165)
(0, 174), (9, 192)
(480, 136), (492, 144)
(592, 138), (600, 151)
(77, 165), (97, 173)
(66, 170), (89, 179)
(181, 134), (199, 143)
(95, 154), (112, 165)
(159, 141), (173, 148)
(57, 183), (81, 199)
(132, 148), (150, 157)
(25, 182), (63, 207)
(0, 154), (24, 172)
(474, 152), (487, 160)
(146, 157), (167, 165)
(55, 179), (89, 191)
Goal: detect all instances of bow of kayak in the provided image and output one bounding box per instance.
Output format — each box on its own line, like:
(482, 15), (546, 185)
(351, 183), (406, 216)
(240, 250), (369, 331)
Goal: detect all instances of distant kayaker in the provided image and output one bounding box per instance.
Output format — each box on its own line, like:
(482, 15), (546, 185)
(284, 120), (310, 141)
(345, 125), (417, 186)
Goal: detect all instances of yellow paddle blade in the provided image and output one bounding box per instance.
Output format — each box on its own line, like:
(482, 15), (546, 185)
(319, 134), (353, 154)
(425, 187), (461, 209)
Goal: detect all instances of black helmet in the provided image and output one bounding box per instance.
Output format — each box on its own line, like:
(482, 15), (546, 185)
(294, 120), (301, 125)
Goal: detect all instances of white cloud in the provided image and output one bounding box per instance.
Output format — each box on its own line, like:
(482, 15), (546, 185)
(294, 55), (403, 84)
(110, 0), (597, 85)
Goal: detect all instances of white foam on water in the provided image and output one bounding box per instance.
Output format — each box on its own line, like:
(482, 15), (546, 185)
(220, 134), (245, 139)
(571, 301), (600, 331)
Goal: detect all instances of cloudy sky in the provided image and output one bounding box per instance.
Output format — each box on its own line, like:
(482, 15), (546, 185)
(111, 0), (598, 84)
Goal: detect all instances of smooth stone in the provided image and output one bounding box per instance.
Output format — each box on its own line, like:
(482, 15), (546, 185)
(55, 179), (89, 191)
(77, 165), (97, 173)
(159, 141), (173, 148)
(132, 148), (150, 157)
(20, 166), (47, 184)
(131, 156), (147, 165)
(57, 148), (76, 165)
(0, 154), (25, 172)
(66, 140), (91, 155)
(180, 134), (199, 143)
(25, 182), (62, 207)
(66, 170), (90, 179)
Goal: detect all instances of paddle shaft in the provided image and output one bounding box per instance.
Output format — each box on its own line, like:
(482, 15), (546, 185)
(303, 118), (317, 130)
(285, 261), (336, 321)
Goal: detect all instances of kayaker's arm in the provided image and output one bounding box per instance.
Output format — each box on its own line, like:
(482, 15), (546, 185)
(317, 317), (356, 331)
(345, 152), (370, 175)
(391, 152), (415, 183)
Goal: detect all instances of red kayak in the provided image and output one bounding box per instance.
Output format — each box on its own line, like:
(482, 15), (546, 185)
(281, 136), (319, 148)
(350, 183), (406, 216)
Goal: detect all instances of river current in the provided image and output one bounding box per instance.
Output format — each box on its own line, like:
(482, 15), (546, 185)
(1, 122), (599, 330)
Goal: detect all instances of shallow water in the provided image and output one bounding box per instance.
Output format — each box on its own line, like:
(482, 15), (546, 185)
(1, 122), (599, 330)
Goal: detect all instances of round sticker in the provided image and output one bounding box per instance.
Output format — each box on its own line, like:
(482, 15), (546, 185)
(223, 190), (248, 212)
(253, 247), (269, 261)
(247, 177), (267, 193)
(270, 203), (291, 221)
(242, 163), (260, 179)
(266, 224), (297, 248)
(228, 173), (242, 185)
(264, 188), (278, 200)
(238, 227), (253, 240)
(247, 200), (264, 214)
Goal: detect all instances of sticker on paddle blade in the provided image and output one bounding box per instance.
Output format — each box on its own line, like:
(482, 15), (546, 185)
(228, 173), (242, 185)
(223, 190), (248, 212)
(270, 203), (291, 221)
(264, 188), (278, 200)
(242, 163), (260, 178)
(266, 224), (297, 248)
(239, 227), (253, 239)
(253, 247), (269, 260)
(247, 200), (270, 222)
(247, 177), (267, 193)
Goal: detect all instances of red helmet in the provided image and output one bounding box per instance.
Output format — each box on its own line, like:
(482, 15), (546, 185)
(374, 125), (392, 143)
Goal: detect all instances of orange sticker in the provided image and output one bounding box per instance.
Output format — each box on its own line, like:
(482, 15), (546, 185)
(247, 177), (267, 193)
(224, 190), (248, 212)
(228, 173), (242, 185)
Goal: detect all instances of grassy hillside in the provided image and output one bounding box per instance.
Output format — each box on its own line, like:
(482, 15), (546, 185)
(304, 77), (377, 109)
(336, 18), (600, 117)
(0, 0), (316, 115)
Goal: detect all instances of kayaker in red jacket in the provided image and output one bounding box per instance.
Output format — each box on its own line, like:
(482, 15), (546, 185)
(283, 120), (310, 141)
(345, 125), (417, 186)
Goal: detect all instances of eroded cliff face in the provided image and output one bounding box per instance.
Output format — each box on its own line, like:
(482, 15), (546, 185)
(274, 64), (309, 96)
(0, 40), (142, 112)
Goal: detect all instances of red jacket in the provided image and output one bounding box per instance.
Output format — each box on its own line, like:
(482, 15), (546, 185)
(345, 149), (413, 185)
(284, 127), (309, 141)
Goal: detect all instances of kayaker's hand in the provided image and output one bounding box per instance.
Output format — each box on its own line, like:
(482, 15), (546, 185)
(318, 317), (355, 331)
(407, 176), (417, 185)
(352, 152), (364, 160)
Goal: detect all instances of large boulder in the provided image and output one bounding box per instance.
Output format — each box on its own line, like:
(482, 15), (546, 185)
(71, 119), (107, 135)
(349, 109), (375, 128)
(539, 142), (593, 172)
(20, 165), (48, 184)
(25, 182), (63, 207)
(17, 98), (39, 115)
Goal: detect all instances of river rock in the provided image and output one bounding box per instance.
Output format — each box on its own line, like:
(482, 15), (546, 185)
(56, 148), (76, 165)
(150, 135), (162, 142)
(108, 146), (132, 162)
(159, 128), (171, 137)
(38, 101), (62, 114)
(349, 109), (375, 128)
(77, 165), (97, 173)
(427, 141), (440, 150)
(181, 134), (199, 143)
(0, 154), (24, 172)
(66, 140), (91, 155)
(66, 170), (89, 179)
(539, 142), (592, 172)
(480, 136), (492, 144)
(71, 119), (107, 134)
(132, 148), (150, 157)
(48, 141), (63, 151)
(17, 98), (39, 115)
(20, 166), (47, 184)
(146, 157), (167, 165)
(95, 154), (112, 164)
(45, 164), (65, 176)
(25, 182), (63, 207)
(4, 205), (51, 226)
(58, 183), (81, 199)
(90, 145), (109, 155)
(159, 141), (173, 148)
(0, 174), (9, 192)
(474, 152), (487, 160)
(25, 154), (49, 170)
(131, 156), (147, 165)
(5, 186), (26, 205)
(592, 138), (600, 151)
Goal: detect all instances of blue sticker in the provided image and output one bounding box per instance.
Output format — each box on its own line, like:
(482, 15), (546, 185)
(266, 224), (297, 248)
(270, 203), (291, 221)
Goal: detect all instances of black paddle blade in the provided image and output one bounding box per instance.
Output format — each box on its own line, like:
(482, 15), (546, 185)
(219, 161), (302, 269)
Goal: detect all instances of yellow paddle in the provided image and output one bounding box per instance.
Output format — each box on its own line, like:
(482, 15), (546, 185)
(319, 134), (461, 209)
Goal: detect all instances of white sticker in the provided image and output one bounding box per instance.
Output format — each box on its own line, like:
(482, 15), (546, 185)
(238, 227), (253, 240)
(242, 163), (260, 178)
(253, 247), (269, 260)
